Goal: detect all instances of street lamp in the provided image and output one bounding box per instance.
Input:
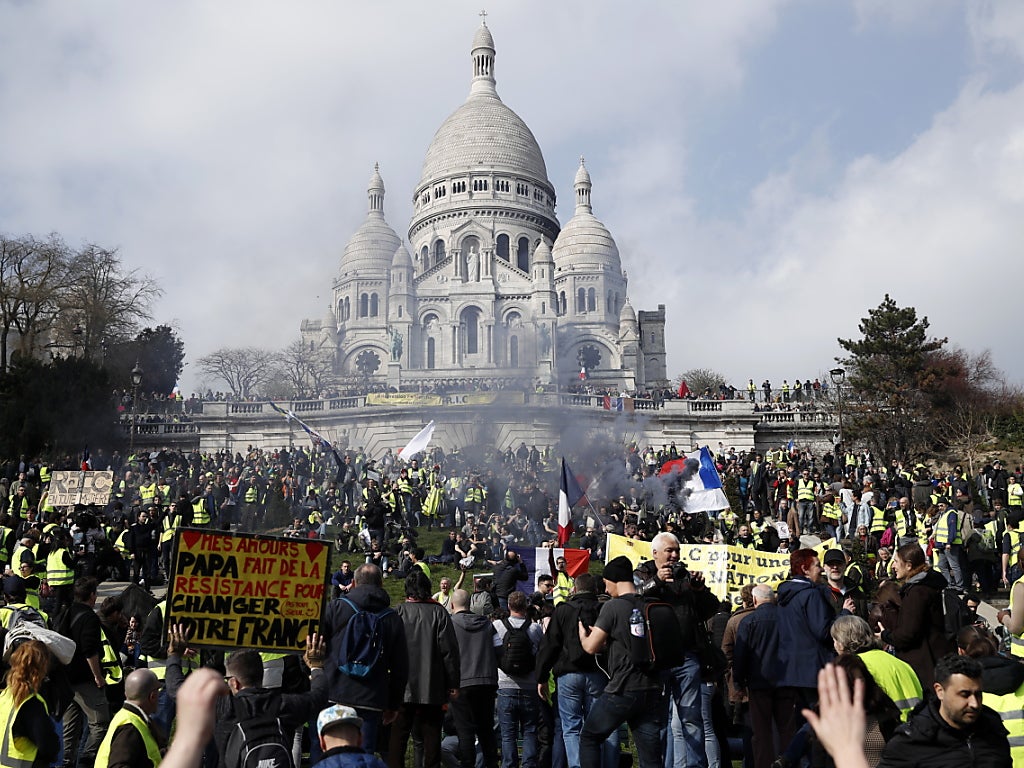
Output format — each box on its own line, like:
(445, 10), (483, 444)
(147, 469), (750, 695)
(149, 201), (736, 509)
(829, 367), (846, 450)
(129, 362), (143, 459)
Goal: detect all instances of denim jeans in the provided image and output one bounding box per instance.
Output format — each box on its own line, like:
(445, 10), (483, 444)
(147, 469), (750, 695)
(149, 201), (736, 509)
(581, 688), (667, 768)
(937, 544), (965, 591)
(663, 652), (707, 768)
(557, 671), (620, 768)
(497, 688), (539, 768)
(701, 682), (721, 768)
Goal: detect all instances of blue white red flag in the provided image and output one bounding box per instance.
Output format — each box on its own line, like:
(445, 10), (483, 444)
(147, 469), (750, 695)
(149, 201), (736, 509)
(682, 446), (730, 513)
(558, 458), (587, 545)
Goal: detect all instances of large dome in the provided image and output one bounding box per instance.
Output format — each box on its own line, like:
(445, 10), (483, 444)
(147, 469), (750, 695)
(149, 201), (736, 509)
(552, 158), (620, 271)
(417, 22), (550, 191)
(419, 96), (548, 186)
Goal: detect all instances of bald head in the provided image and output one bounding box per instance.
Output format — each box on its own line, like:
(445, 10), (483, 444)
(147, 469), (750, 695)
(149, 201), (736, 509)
(450, 589), (470, 612)
(124, 668), (160, 711)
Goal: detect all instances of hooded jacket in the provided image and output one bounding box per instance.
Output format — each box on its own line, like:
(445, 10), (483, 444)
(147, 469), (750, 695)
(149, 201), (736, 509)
(535, 591), (603, 681)
(880, 568), (949, 688)
(776, 578), (842, 688)
(450, 609), (498, 688)
(322, 584), (409, 711)
(878, 699), (1011, 768)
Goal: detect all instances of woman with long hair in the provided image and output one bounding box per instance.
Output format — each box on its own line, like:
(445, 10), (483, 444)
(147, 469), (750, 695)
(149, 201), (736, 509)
(0, 640), (59, 768)
(877, 542), (950, 688)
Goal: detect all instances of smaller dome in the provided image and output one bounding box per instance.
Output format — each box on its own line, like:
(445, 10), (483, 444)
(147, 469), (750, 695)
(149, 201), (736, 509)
(322, 305), (337, 329)
(472, 22), (494, 51)
(340, 165), (401, 276)
(533, 238), (553, 264)
(392, 242), (413, 269)
(619, 297), (637, 327)
(574, 156), (592, 187)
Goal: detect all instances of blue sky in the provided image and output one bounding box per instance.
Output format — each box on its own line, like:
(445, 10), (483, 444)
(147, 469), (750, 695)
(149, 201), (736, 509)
(0, 0), (1021, 392)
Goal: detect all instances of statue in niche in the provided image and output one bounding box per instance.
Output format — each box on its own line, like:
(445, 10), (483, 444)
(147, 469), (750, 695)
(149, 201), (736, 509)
(388, 326), (403, 362)
(538, 324), (551, 358)
(467, 247), (480, 282)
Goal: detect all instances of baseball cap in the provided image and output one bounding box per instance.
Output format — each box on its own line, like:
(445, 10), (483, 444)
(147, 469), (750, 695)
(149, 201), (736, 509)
(823, 549), (846, 566)
(317, 704), (363, 737)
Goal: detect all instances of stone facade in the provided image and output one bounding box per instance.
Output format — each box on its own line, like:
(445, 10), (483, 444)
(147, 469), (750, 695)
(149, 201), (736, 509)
(300, 21), (667, 391)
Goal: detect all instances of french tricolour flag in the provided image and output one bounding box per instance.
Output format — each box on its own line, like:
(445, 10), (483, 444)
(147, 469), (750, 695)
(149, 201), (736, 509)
(682, 446), (730, 514)
(558, 458), (586, 546)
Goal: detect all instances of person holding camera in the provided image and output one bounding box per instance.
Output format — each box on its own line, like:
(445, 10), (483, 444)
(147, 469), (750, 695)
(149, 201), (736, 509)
(492, 549), (528, 611)
(635, 532), (720, 768)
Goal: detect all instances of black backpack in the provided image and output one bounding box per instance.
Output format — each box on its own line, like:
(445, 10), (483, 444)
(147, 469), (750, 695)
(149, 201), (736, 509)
(940, 587), (971, 643)
(623, 594), (685, 672)
(336, 597), (394, 678)
(224, 695), (293, 768)
(499, 617), (536, 676)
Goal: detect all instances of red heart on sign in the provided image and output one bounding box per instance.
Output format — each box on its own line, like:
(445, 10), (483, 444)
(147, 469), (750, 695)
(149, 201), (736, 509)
(181, 531), (201, 549)
(305, 543), (322, 562)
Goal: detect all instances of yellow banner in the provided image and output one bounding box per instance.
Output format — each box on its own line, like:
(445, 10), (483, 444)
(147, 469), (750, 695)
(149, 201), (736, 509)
(366, 393), (443, 406)
(605, 533), (838, 606)
(167, 529), (330, 652)
(442, 392), (525, 406)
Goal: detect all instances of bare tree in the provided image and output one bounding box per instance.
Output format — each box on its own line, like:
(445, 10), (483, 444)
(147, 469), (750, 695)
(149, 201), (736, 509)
(0, 234), (73, 371)
(674, 367), (728, 397)
(275, 339), (335, 398)
(57, 244), (162, 361)
(197, 347), (275, 398)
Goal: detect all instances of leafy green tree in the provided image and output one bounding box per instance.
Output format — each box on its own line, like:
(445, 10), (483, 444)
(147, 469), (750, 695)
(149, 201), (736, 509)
(105, 325), (186, 394)
(837, 295), (946, 460)
(0, 357), (120, 457)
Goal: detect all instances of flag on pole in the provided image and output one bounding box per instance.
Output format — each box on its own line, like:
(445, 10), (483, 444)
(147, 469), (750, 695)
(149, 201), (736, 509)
(268, 401), (335, 450)
(677, 379), (691, 398)
(682, 446), (730, 513)
(579, 366), (587, 381)
(399, 420), (435, 460)
(558, 458), (586, 545)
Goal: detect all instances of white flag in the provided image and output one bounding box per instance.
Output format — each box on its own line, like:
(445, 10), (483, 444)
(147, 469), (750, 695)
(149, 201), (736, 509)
(398, 421), (435, 459)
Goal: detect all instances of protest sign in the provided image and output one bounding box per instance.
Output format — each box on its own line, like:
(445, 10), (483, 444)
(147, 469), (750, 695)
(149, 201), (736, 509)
(167, 529), (331, 652)
(48, 471), (114, 506)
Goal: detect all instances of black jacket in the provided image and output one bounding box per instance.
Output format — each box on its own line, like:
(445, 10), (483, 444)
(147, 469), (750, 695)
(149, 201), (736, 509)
(878, 699), (1010, 768)
(492, 556), (527, 599)
(535, 592), (602, 680)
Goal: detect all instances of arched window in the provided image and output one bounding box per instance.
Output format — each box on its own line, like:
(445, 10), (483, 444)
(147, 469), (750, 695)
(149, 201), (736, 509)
(434, 239), (445, 263)
(422, 312), (439, 328)
(343, 297), (350, 320)
(370, 294), (379, 317)
(614, 292), (620, 314)
(421, 245), (430, 271)
(505, 311), (522, 328)
(397, 306), (403, 318)
(587, 288), (596, 312)
(559, 291), (566, 315)
(509, 336), (519, 368)
(576, 288), (585, 314)
(359, 293), (369, 318)
(496, 234), (509, 261)
(607, 291), (613, 312)
(461, 307), (481, 355)
(516, 237), (529, 272)
(426, 337), (436, 369)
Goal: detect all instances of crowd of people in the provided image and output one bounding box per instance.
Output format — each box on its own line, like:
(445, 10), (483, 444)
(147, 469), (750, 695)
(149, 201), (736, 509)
(0, 436), (1022, 768)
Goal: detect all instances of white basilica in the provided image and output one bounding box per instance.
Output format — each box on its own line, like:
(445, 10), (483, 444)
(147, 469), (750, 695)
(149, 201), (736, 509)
(301, 21), (668, 391)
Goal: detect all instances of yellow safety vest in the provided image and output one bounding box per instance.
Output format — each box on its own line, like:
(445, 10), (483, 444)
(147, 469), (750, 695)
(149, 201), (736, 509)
(797, 480), (816, 502)
(869, 506), (888, 534)
(114, 530), (130, 557)
(984, 683), (1024, 759)
(159, 515), (180, 545)
(191, 499), (210, 526)
(259, 652), (288, 688)
(553, 572), (573, 606)
(934, 510), (962, 546)
(1010, 482), (1024, 507)
(140, 602), (169, 680)
(100, 631), (124, 686)
(46, 549), (73, 587)
(858, 649), (923, 722)
(0, 689), (48, 768)
(95, 706), (162, 768)
(1010, 575), (1024, 659)
(139, 483), (156, 503)
(0, 527), (10, 565)
(38, 466), (50, 485)
(821, 502), (841, 523)
(1008, 530), (1023, 563)
(244, 485), (258, 503)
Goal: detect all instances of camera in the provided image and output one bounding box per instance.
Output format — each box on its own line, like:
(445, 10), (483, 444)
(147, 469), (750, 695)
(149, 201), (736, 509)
(638, 561), (691, 596)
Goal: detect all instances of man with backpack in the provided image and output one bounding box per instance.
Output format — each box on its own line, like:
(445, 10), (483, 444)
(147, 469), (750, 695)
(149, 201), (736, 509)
(578, 556), (670, 768)
(535, 572), (618, 768)
(492, 590), (544, 768)
(322, 563), (408, 756)
(199, 637), (327, 768)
